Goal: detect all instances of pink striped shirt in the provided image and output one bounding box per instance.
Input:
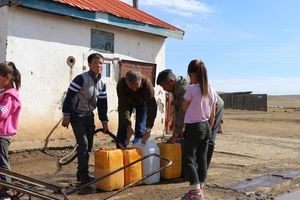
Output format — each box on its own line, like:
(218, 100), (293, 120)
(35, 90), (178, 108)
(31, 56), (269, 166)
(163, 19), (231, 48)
(0, 88), (21, 137)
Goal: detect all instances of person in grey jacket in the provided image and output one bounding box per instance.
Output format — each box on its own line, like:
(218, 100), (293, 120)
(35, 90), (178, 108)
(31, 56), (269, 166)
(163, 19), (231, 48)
(157, 69), (224, 168)
(62, 53), (109, 184)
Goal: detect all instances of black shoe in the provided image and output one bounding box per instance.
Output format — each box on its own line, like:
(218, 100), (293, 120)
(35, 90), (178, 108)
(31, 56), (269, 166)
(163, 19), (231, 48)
(77, 174), (95, 184)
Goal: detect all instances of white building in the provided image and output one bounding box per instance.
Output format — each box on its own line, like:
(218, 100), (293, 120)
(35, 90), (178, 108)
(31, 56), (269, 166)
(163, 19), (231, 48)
(0, 0), (184, 150)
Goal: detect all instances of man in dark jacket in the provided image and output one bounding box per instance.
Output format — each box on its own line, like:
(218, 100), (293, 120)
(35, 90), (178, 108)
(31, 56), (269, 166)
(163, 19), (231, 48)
(117, 70), (157, 147)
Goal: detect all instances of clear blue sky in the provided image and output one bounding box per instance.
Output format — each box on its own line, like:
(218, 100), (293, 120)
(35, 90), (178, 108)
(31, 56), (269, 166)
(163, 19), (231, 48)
(123, 0), (300, 95)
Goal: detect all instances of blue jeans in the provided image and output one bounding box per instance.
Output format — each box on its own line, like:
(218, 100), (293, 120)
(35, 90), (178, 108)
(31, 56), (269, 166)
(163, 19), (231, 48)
(70, 113), (95, 179)
(117, 102), (147, 147)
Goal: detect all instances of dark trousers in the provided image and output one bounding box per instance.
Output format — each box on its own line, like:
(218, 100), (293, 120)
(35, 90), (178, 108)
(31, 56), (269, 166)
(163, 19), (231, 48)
(207, 106), (224, 168)
(0, 138), (11, 182)
(70, 114), (95, 179)
(183, 121), (210, 185)
(117, 102), (147, 147)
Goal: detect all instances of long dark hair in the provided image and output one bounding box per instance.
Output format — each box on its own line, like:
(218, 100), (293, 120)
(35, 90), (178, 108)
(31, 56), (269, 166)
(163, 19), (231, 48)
(187, 59), (208, 97)
(0, 61), (21, 90)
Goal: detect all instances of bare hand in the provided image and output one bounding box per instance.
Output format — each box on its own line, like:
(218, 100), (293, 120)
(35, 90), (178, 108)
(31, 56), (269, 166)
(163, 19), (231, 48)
(62, 117), (70, 128)
(127, 126), (135, 144)
(141, 132), (150, 144)
(102, 123), (109, 134)
(166, 135), (177, 144)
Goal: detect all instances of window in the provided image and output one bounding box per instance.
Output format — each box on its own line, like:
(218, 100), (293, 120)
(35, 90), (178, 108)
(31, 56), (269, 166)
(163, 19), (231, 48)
(102, 63), (111, 78)
(91, 29), (114, 53)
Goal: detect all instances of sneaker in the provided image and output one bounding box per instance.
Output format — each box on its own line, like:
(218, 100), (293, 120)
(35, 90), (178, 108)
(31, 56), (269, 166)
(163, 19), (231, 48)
(0, 191), (13, 200)
(0, 189), (13, 199)
(181, 189), (205, 200)
(181, 191), (189, 200)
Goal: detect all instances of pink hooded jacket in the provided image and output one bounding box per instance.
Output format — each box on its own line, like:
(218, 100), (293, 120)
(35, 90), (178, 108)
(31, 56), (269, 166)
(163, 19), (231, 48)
(0, 88), (21, 137)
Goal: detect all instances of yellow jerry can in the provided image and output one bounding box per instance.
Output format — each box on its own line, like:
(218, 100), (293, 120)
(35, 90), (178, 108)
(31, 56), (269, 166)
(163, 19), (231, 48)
(158, 143), (182, 179)
(94, 148), (124, 191)
(122, 147), (143, 186)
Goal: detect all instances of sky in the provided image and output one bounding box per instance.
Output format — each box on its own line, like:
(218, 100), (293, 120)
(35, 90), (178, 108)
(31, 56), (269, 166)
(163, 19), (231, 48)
(122, 0), (300, 95)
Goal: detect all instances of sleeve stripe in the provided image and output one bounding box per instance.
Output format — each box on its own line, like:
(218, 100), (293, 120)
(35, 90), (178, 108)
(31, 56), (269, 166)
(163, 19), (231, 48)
(0, 105), (8, 114)
(70, 82), (81, 90)
(69, 86), (79, 92)
(98, 96), (107, 99)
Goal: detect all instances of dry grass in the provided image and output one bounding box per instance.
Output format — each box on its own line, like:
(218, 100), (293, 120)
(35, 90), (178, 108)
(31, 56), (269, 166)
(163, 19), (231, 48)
(268, 95), (300, 108)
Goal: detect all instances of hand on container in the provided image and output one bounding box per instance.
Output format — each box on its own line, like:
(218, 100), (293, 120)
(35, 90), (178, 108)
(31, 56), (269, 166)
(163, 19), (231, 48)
(141, 132), (150, 144)
(127, 126), (135, 144)
(62, 117), (70, 129)
(102, 122), (109, 134)
(166, 135), (177, 144)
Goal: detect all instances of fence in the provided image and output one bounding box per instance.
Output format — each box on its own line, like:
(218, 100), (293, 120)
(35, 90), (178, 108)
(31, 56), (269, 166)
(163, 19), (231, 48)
(219, 92), (267, 111)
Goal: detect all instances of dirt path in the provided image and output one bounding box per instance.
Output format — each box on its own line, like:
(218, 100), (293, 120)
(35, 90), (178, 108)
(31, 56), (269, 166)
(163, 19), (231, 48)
(8, 108), (300, 200)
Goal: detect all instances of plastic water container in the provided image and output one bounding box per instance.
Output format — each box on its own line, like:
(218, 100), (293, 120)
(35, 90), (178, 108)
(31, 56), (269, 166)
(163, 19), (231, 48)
(94, 148), (124, 191)
(133, 139), (160, 184)
(122, 147), (143, 186)
(158, 143), (182, 179)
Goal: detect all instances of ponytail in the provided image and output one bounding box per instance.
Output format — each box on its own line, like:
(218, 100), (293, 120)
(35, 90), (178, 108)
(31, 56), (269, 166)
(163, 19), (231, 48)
(8, 62), (21, 90)
(187, 59), (209, 97)
(0, 61), (21, 90)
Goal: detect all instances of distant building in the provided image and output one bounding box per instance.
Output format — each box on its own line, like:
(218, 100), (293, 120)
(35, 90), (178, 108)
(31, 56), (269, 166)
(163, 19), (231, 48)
(0, 0), (184, 150)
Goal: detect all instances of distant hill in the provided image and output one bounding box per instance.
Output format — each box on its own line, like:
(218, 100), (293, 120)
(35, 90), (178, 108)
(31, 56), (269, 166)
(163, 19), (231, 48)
(268, 95), (300, 108)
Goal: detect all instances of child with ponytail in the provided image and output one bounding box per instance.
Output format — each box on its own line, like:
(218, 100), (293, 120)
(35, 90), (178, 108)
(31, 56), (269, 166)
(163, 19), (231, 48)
(181, 59), (217, 200)
(0, 61), (21, 198)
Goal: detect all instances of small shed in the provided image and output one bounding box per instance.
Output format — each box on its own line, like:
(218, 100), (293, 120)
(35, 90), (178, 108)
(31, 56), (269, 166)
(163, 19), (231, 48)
(219, 92), (267, 111)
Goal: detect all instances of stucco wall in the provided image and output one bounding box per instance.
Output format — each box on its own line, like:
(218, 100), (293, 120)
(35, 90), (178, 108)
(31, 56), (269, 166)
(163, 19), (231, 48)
(0, 6), (8, 61)
(5, 7), (166, 150)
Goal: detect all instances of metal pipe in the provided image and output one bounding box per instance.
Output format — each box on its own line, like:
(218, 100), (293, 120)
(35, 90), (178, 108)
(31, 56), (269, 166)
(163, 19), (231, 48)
(0, 180), (60, 200)
(65, 153), (172, 197)
(0, 168), (68, 200)
(0, 168), (61, 192)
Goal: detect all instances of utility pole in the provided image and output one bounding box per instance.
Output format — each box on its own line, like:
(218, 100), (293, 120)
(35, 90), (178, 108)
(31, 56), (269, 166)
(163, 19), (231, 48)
(133, 0), (138, 8)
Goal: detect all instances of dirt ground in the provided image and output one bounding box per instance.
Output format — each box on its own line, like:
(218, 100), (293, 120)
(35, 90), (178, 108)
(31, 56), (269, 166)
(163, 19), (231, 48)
(7, 96), (300, 200)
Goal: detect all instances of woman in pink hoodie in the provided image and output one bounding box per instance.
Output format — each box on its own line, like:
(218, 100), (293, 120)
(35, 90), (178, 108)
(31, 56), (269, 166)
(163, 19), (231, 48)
(0, 62), (21, 198)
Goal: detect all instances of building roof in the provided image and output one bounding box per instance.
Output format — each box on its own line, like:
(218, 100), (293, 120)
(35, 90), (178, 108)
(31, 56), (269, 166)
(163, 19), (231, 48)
(2, 0), (184, 39)
(0, 0), (184, 39)
(52, 0), (183, 32)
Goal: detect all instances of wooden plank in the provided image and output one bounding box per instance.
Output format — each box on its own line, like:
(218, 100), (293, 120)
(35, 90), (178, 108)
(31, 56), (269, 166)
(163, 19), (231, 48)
(220, 93), (267, 111)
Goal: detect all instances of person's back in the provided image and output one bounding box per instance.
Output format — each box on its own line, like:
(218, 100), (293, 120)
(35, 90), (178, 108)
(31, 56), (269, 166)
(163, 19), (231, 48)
(181, 59), (217, 200)
(184, 84), (216, 124)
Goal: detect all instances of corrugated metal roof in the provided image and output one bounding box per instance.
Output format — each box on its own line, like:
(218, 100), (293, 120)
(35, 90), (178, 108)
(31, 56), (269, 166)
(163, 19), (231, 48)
(51, 0), (183, 32)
